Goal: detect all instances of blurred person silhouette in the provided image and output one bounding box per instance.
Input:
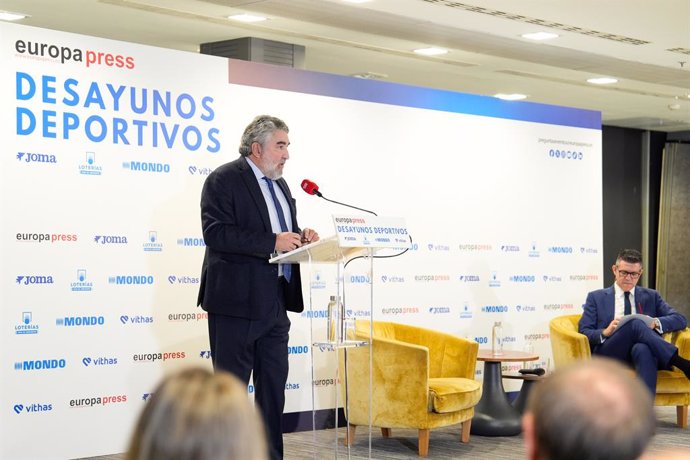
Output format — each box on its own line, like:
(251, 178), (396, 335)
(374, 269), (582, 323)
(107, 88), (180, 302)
(523, 357), (656, 460)
(126, 367), (267, 460)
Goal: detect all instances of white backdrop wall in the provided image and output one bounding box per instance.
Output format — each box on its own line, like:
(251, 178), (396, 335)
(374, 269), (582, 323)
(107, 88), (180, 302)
(1, 23), (603, 459)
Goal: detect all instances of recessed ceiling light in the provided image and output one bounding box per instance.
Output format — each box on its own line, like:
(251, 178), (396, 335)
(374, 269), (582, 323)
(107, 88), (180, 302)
(413, 47), (448, 56)
(0, 11), (28, 21)
(521, 32), (559, 41)
(494, 93), (528, 101)
(227, 14), (267, 23)
(587, 77), (618, 85)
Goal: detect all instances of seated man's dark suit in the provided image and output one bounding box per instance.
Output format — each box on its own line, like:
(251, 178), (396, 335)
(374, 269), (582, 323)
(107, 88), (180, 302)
(579, 285), (687, 394)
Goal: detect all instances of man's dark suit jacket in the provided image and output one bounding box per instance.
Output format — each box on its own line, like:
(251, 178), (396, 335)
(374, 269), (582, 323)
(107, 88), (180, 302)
(578, 285), (687, 349)
(197, 156), (304, 319)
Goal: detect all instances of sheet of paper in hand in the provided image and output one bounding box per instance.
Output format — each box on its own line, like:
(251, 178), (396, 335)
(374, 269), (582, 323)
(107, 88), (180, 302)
(613, 314), (654, 334)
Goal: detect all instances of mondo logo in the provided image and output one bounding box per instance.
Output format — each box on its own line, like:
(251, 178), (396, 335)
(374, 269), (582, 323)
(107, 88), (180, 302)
(288, 345), (309, 355)
(108, 275), (154, 285)
(56, 315), (105, 327)
(548, 246), (573, 254)
(123, 161), (171, 174)
(509, 275), (535, 283)
(301, 309), (328, 319)
(349, 275), (370, 284)
(481, 305), (509, 313)
(176, 237), (206, 247)
(14, 358), (67, 371)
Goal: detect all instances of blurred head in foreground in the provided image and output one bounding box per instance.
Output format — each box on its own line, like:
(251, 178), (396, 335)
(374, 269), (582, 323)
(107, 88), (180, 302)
(126, 367), (267, 460)
(523, 357), (655, 460)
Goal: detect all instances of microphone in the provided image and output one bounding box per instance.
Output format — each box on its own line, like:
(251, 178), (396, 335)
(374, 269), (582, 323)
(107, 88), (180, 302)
(300, 179), (377, 216)
(300, 179), (322, 197)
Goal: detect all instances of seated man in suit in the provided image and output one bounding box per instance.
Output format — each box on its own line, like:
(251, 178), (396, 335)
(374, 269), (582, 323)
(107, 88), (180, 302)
(579, 248), (690, 394)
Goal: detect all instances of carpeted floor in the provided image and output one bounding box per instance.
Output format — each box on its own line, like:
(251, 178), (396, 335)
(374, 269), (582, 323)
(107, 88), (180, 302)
(78, 406), (690, 459)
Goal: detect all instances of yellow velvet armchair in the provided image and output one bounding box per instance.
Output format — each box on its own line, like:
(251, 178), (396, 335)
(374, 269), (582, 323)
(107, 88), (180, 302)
(338, 320), (481, 457)
(549, 314), (690, 427)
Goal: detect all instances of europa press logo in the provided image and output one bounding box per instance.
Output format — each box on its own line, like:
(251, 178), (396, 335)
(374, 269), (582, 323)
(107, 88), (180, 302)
(15, 311), (39, 335)
(70, 269), (93, 292)
(79, 151), (102, 176)
(143, 231), (163, 252)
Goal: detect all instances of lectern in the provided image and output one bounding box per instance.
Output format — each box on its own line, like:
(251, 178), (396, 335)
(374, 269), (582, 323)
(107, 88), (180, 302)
(270, 215), (410, 458)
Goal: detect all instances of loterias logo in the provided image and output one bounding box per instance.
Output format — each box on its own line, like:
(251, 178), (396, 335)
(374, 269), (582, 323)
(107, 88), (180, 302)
(70, 269), (93, 292)
(79, 151), (102, 176)
(143, 231), (163, 252)
(15, 39), (135, 69)
(15, 311), (39, 335)
(13, 402), (53, 415)
(69, 394), (128, 408)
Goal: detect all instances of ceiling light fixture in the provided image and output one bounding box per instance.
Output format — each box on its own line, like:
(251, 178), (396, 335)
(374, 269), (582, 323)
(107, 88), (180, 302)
(413, 47), (448, 56)
(587, 77), (618, 85)
(227, 14), (267, 23)
(494, 93), (527, 101)
(521, 32), (559, 41)
(0, 11), (28, 21)
(351, 71), (388, 80)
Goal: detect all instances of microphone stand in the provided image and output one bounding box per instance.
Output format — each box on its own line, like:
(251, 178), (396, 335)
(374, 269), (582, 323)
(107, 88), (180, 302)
(317, 194), (378, 216)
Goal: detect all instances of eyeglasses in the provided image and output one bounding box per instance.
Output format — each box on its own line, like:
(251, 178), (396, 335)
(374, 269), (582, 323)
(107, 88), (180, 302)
(617, 270), (641, 279)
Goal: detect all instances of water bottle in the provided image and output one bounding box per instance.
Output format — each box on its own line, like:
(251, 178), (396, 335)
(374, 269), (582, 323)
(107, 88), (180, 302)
(492, 321), (503, 355)
(327, 295), (337, 342)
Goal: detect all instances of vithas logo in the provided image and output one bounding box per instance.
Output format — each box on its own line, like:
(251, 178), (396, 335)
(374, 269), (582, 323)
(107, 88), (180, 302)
(13, 402), (53, 414)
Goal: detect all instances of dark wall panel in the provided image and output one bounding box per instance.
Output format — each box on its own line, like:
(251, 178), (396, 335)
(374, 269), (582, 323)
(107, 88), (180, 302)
(601, 126), (643, 287)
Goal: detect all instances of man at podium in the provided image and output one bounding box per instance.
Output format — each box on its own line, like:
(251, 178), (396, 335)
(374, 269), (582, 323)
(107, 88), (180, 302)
(197, 115), (319, 460)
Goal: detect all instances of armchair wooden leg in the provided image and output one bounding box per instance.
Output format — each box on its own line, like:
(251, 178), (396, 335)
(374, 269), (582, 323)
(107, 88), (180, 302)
(345, 424), (357, 446)
(460, 419), (471, 443)
(677, 406), (688, 428)
(381, 427), (392, 438)
(418, 429), (430, 457)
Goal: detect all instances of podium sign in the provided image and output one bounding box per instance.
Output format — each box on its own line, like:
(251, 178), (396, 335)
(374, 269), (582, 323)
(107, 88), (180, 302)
(332, 215), (411, 249)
